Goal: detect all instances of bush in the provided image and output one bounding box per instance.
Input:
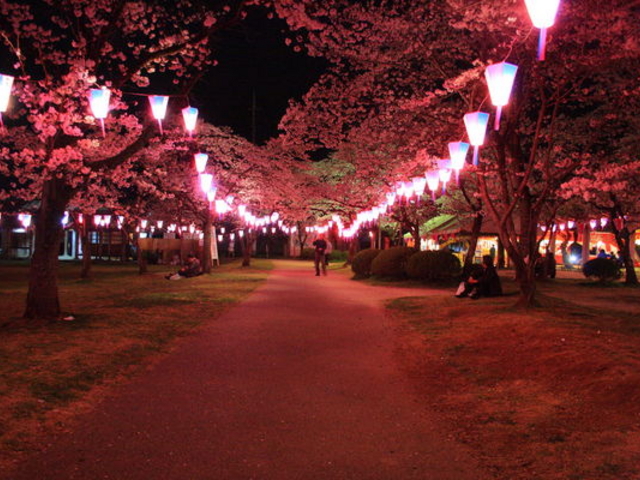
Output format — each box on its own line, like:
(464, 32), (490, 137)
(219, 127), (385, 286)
(351, 249), (381, 278)
(582, 258), (621, 282)
(327, 250), (349, 263)
(301, 247), (315, 260)
(370, 246), (416, 279)
(405, 250), (462, 281)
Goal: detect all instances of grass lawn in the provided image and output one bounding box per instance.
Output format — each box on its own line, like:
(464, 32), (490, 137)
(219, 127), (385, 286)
(387, 276), (640, 480)
(0, 259), (271, 470)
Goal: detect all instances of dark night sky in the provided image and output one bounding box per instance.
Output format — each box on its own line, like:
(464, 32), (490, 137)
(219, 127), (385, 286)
(191, 8), (327, 144)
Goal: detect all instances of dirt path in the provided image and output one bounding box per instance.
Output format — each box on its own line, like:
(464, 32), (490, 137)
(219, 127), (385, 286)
(7, 261), (482, 480)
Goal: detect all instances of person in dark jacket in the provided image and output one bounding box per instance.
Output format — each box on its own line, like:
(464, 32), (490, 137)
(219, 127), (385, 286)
(312, 235), (328, 276)
(165, 253), (202, 280)
(456, 255), (502, 299)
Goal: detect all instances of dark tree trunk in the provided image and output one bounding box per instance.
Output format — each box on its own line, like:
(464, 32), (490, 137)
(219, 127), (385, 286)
(241, 233), (252, 267)
(0, 215), (12, 259)
(611, 220), (638, 286)
(137, 236), (147, 275)
(80, 221), (92, 279)
(464, 213), (483, 274)
(202, 218), (213, 274)
(24, 179), (72, 320)
(515, 261), (539, 308)
(120, 228), (128, 263)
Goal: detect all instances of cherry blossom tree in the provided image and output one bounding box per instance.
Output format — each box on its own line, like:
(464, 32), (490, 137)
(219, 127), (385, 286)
(0, 0), (248, 319)
(273, 0), (640, 306)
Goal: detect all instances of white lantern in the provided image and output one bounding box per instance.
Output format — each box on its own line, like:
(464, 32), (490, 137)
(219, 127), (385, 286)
(157, 220), (164, 229)
(207, 189), (217, 203)
(448, 142), (470, 183)
(194, 153), (208, 174)
(524, 0), (561, 61)
(463, 112), (490, 165)
(182, 106), (199, 136)
(199, 173), (213, 194)
(18, 213), (32, 228)
(0, 74), (14, 126)
(148, 95), (169, 135)
(425, 171), (440, 201)
(89, 87), (111, 136)
(485, 62), (518, 130)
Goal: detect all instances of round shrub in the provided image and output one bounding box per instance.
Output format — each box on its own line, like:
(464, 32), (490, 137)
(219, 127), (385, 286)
(582, 258), (621, 282)
(328, 250), (349, 263)
(405, 250), (462, 281)
(370, 246), (416, 279)
(301, 247), (315, 260)
(351, 249), (381, 278)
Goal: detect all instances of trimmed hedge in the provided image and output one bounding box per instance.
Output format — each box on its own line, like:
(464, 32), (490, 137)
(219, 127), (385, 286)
(327, 250), (349, 263)
(582, 258), (621, 282)
(351, 249), (381, 278)
(370, 246), (416, 279)
(405, 250), (462, 281)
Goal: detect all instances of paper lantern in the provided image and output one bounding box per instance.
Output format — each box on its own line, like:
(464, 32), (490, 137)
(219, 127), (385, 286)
(412, 176), (427, 197)
(425, 172), (440, 201)
(89, 87), (111, 136)
(485, 62), (518, 130)
(194, 153), (208, 174)
(94, 215), (103, 226)
(182, 106), (198, 136)
(148, 95), (169, 134)
(0, 74), (14, 127)
(567, 220), (575, 229)
(525, 0), (561, 60)
(141, 219), (148, 229)
(102, 215), (111, 227)
(448, 141), (470, 174)
(199, 173), (213, 193)
(18, 213), (32, 228)
(438, 160), (452, 194)
(463, 112), (490, 165)
(589, 219), (597, 229)
(207, 189), (217, 203)
(157, 220), (164, 229)
(217, 235), (223, 242)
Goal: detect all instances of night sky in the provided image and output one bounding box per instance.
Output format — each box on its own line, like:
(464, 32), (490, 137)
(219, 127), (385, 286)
(192, 8), (327, 144)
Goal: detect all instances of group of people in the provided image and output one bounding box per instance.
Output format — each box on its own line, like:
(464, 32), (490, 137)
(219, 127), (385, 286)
(597, 248), (624, 266)
(455, 255), (502, 300)
(165, 253), (202, 280)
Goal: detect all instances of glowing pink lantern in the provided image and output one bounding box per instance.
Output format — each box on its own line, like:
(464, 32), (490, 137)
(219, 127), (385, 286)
(157, 220), (164, 229)
(239, 230), (244, 238)
(463, 112), (490, 165)
(141, 219), (148, 229)
(485, 62), (518, 131)
(207, 189), (217, 203)
(148, 95), (169, 135)
(425, 171), (440, 201)
(448, 142), (470, 183)
(0, 74), (14, 128)
(525, 0), (561, 61)
(103, 215), (111, 227)
(589, 219), (597, 229)
(89, 87), (111, 137)
(94, 215), (103, 226)
(199, 173), (213, 194)
(218, 235), (223, 242)
(386, 192), (396, 206)
(559, 223), (565, 231)
(18, 213), (32, 228)
(194, 153), (208, 174)
(412, 176), (427, 197)
(600, 217), (608, 228)
(438, 160), (452, 194)
(567, 220), (575, 229)
(182, 106), (199, 136)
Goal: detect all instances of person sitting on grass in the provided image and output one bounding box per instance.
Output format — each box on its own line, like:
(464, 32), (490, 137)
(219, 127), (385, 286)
(165, 253), (202, 280)
(455, 255), (502, 299)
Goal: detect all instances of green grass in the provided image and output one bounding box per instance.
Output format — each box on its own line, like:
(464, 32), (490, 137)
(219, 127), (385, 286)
(0, 259), (271, 466)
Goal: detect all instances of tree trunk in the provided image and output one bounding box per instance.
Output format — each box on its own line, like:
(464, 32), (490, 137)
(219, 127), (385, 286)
(241, 233), (252, 267)
(515, 261), (539, 308)
(120, 229), (128, 263)
(80, 222), (92, 279)
(24, 179), (72, 320)
(202, 218), (213, 274)
(411, 221), (420, 251)
(581, 223), (591, 265)
(611, 223), (638, 285)
(464, 213), (483, 274)
(0, 215), (12, 259)
(137, 236), (147, 275)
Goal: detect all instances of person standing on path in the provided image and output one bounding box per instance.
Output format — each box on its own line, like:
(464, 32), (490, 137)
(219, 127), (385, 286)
(312, 235), (328, 276)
